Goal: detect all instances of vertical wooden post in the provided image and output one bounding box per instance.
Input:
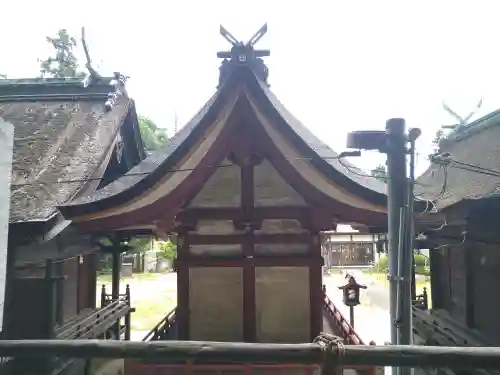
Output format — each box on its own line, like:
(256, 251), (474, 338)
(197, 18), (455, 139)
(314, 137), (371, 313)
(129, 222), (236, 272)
(125, 284), (131, 341)
(429, 248), (440, 310)
(76, 256), (82, 314)
(241, 161), (256, 342)
(111, 251), (121, 301)
(111, 240), (122, 340)
(54, 262), (64, 325)
(44, 259), (55, 339)
(101, 284), (107, 307)
(309, 232), (322, 340)
(177, 234), (190, 340)
(464, 235), (475, 328)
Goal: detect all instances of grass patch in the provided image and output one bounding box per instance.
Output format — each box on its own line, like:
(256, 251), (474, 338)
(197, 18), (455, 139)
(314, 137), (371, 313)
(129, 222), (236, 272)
(131, 293), (176, 331)
(97, 272), (164, 285)
(95, 272), (178, 332)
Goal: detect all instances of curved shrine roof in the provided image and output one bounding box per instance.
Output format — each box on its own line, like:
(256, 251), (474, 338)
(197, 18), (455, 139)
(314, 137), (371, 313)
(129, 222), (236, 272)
(4, 76), (135, 223)
(59, 69), (387, 214)
(58, 37), (388, 231)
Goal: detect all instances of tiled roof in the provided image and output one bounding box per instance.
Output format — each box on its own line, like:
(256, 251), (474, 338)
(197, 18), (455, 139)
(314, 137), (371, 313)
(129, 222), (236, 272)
(4, 77), (132, 223)
(416, 110), (500, 210)
(60, 68), (387, 215)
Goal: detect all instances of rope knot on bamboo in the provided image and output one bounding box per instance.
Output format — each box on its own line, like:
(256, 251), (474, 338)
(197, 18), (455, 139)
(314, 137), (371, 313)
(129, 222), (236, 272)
(313, 333), (345, 375)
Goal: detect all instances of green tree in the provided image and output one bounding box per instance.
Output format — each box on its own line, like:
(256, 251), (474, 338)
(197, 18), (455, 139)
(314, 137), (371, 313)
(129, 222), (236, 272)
(370, 164), (387, 181)
(39, 28), (86, 78)
(139, 116), (168, 151)
(158, 240), (176, 261)
(39, 29), (168, 151)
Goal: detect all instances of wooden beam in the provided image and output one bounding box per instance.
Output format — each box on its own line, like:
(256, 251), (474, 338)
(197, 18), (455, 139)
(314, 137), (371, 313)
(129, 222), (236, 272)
(185, 233), (310, 245)
(181, 255), (324, 268)
(4, 340), (500, 368)
(178, 206), (310, 221)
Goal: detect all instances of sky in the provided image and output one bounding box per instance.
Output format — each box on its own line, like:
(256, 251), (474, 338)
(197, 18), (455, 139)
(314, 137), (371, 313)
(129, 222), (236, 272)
(1, 0), (499, 176)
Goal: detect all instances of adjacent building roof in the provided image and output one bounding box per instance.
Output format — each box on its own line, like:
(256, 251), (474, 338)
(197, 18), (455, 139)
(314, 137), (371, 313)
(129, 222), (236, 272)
(416, 110), (500, 210)
(5, 76), (139, 223)
(58, 39), (389, 232)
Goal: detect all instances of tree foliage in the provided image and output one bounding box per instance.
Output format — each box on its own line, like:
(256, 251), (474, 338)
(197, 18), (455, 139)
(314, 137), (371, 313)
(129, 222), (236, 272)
(139, 116), (168, 151)
(39, 29), (86, 78)
(370, 164), (387, 181)
(158, 240), (176, 261)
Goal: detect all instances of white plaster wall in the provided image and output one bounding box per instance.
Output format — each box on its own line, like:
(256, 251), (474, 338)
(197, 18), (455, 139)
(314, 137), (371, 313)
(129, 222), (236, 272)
(194, 220), (242, 235)
(256, 219), (306, 234)
(256, 267), (310, 343)
(254, 243), (308, 255)
(0, 119), (13, 332)
(189, 158), (241, 207)
(326, 234), (375, 243)
(189, 244), (242, 256)
(189, 267), (243, 341)
(254, 160), (306, 207)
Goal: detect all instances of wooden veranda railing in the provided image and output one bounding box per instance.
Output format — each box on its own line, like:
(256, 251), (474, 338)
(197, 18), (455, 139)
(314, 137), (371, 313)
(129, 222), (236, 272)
(0, 340), (499, 370)
(322, 286), (368, 345)
(143, 307), (177, 341)
(56, 294), (131, 340)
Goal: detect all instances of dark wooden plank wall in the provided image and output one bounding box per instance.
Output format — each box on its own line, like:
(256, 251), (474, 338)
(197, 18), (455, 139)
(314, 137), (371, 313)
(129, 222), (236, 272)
(429, 247), (450, 311)
(78, 253), (97, 311)
(470, 242), (500, 342)
(448, 243), (466, 324)
(10, 245), (98, 330)
(60, 258), (78, 322)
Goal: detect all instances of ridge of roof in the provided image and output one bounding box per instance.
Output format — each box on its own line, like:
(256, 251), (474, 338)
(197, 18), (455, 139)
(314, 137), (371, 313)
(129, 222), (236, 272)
(0, 75), (125, 106)
(442, 108), (500, 146)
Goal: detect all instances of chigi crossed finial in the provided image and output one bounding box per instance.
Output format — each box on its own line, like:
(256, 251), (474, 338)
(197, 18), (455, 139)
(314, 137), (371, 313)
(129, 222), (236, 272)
(217, 24), (270, 86)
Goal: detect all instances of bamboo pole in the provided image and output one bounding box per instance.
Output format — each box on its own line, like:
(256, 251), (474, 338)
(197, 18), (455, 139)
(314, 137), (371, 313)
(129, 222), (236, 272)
(0, 340), (500, 369)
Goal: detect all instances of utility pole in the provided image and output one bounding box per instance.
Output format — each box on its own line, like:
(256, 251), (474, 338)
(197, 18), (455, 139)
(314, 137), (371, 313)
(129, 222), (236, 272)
(385, 119), (408, 351)
(346, 118), (420, 375)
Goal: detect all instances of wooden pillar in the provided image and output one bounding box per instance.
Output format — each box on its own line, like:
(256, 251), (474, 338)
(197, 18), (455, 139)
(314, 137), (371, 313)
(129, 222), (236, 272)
(44, 259), (56, 339)
(428, 248), (440, 310)
(309, 232), (322, 340)
(464, 237), (475, 328)
(111, 241), (122, 340)
(2, 244), (16, 339)
(177, 234), (190, 340)
(241, 160), (256, 342)
(111, 251), (121, 301)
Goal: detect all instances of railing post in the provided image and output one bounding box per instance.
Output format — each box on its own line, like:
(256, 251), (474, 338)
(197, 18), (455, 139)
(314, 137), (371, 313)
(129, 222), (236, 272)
(125, 284), (131, 341)
(422, 287), (428, 310)
(101, 284), (107, 308)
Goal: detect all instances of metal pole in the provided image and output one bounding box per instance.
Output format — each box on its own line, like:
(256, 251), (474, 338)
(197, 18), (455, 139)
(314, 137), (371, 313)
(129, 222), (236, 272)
(349, 306), (355, 328)
(385, 118), (407, 375)
(408, 134), (418, 303)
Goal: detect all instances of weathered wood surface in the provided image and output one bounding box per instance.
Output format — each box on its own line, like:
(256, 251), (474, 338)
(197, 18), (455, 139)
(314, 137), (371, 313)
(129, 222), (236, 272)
(413, 307), (493, 347)
(1, 340), (500, 368)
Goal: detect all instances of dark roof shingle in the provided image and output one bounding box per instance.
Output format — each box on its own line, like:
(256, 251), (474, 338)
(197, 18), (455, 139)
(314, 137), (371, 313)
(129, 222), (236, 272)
(416, 110), (500, 210)
(4, 78), (131, 223)
(61, 68), (387, 215)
